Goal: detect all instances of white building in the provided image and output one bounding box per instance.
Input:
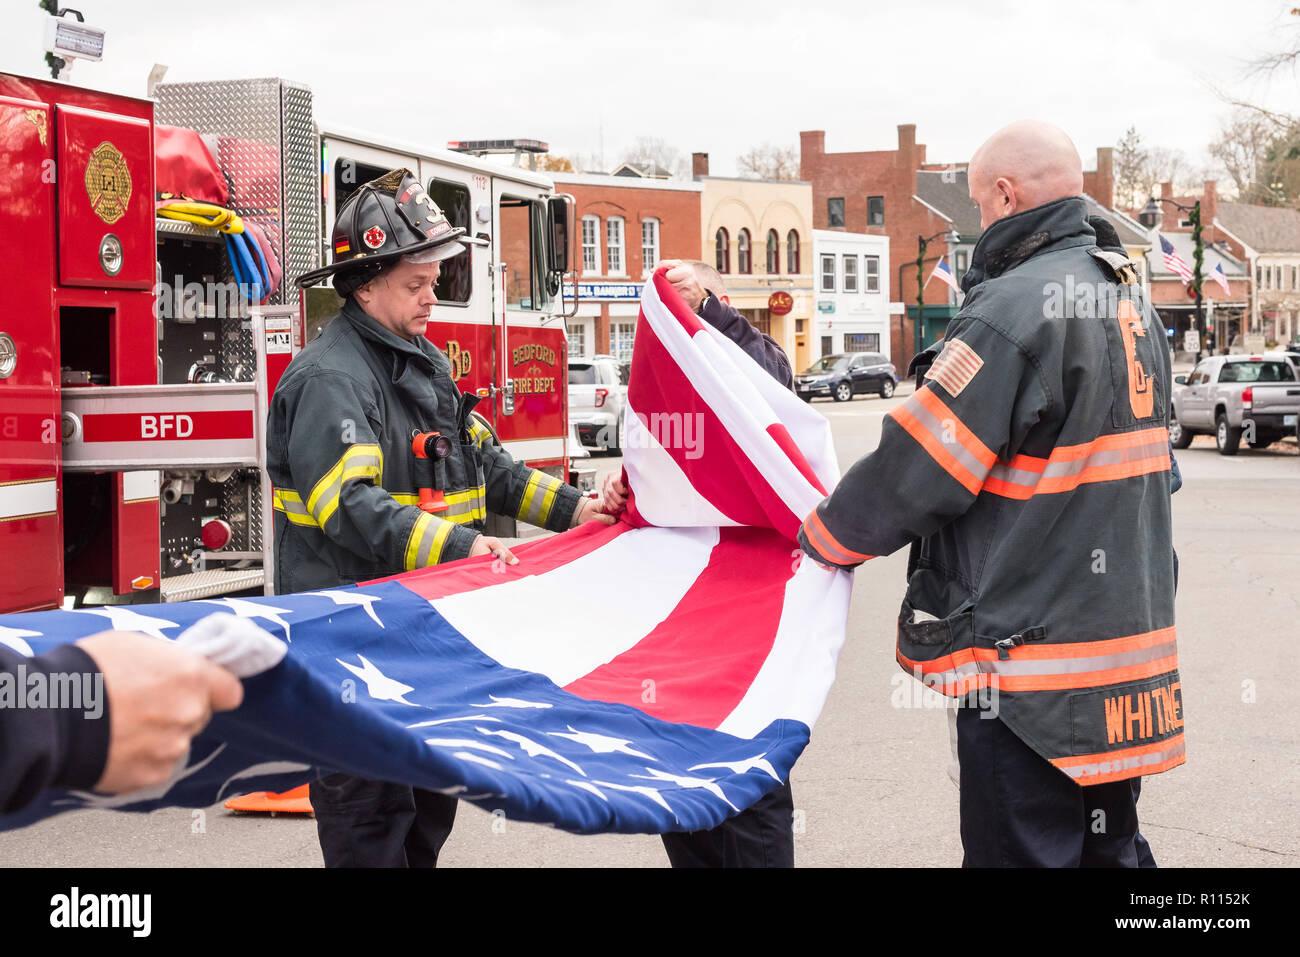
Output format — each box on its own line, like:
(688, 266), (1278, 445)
(811, 230), (891, 364)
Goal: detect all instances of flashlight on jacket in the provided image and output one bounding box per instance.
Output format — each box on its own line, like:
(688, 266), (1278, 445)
(411, 430), (452, 513)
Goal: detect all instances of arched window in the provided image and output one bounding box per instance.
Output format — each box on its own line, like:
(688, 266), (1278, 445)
(786, 230), (800, 274)
(737, 228), (751, 274)
(715, 228), (730, 273)
(766, 229), (779, 274)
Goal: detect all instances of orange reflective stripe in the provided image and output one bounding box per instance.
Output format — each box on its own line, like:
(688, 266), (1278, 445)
(984, 427), (1170, 499)
(1051, 733), (1186, 784)
(896, 625), (1179, 694)
(802, 509), (873, 565)
(890, 388), (995, 495)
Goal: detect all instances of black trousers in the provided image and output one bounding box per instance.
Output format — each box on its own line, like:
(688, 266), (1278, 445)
(309, 772), (458, 868)
(956, 708), (1150, 867)
(660, 780), (794, 867)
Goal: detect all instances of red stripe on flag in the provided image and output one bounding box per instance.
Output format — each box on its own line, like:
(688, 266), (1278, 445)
(765, 422), (828, 497)
(372, 519), (631, 600)
(563, 526), (794, 727)
(626, 302), (804, 538)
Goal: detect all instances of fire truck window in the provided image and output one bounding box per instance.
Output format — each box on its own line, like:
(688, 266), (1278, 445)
(499, 197), (550, 312)
(427, 179), (471, 305)
(333, 158), (389, 213)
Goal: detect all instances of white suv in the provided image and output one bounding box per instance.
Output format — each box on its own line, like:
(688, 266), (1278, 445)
(569, 355), (627, 453)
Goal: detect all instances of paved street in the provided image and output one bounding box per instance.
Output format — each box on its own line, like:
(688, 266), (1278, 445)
(3, 386), (1296, 868)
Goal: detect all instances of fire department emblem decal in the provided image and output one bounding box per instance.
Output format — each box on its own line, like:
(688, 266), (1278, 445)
(83, 141), (132, 225)
(363, 226), (386, 249)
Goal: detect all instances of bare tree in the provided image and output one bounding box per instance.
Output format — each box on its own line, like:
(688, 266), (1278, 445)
(1209, 110), (1275, 201)
(619, 137), (688, 179)
(736, 143), (800, 181)
(1114, 126), (1147, 209)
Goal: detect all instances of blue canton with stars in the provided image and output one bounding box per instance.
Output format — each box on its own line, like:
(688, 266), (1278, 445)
(0, 583), (807, 834)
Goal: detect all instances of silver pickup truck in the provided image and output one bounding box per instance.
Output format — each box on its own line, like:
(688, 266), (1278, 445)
(1171, 353), (1300, 455)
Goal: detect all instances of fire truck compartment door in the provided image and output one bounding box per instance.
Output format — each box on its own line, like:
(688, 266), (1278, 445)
(57, 105), (154, 289)
(61, 383), (261, 470)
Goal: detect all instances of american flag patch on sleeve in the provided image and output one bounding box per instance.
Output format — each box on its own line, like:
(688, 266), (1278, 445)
(924, 339), (984, 396)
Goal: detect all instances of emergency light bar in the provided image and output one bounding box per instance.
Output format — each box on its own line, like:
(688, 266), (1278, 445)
(44, 16), (106, 62)
(447, 138), (548, 154)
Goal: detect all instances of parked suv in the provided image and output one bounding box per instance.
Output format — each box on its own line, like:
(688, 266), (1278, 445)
(568, 355), (627, 453)
(795, 352), (898, 402)
(1171, 353), (1300, 454)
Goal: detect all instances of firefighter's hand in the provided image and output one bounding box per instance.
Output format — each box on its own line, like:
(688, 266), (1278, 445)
(662, 261), (707, 312)
(599, 470), (628, 516)
(470, 535), (519, 565)
(77, 631), (244, 795)
(578, 497), (617, 526)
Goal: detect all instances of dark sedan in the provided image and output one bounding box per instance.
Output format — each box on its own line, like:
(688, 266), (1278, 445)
(795, 352), (898, 402)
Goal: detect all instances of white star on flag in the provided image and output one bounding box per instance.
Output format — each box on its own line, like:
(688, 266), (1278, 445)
(591, 780), (674, 813)
(633, 767), (739, 811)
(689, 753), (781, 781)
(303, 590), (385, 628)
(476, 727), (586, 775)
(70, 606), (180, 640)
(470, 695), (553, 709)
(0, 625), (42, 657)
(423, 737), (515, 760)
(336, 654), (418, 705)
(549, 726), (658, 761)
(200, 597), (295, 642)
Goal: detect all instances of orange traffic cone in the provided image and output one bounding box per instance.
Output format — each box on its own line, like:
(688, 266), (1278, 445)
(224, 784), (313, 815)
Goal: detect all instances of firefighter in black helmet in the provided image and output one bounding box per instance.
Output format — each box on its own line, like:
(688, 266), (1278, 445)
(270, 169), (614, 867)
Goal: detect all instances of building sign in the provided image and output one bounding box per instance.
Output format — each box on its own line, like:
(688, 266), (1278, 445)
(817, 301), (835, 314)
(563, 282), (643, 302)
(768, 291), (794, 316)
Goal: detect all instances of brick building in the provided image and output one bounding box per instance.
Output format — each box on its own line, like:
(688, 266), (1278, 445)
(800, 125), (955, 368)
(548, 171), (702, 363)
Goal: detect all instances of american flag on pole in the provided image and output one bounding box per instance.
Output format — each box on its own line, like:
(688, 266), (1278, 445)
(927, 256), (961, 293)
(1159, 234), (1195, 284)
(1210, 262), (1230, 296)
(0, 267), (851, 835)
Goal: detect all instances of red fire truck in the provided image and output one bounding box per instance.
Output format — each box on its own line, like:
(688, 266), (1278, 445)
(0, 71), (586, 614)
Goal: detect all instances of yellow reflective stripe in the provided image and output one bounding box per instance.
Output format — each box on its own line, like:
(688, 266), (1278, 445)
(391, 493), (420, 506)
(306, 444), (383, 526)
(403, 512), (455, 569)
(468, 418), (492, 448)
(518, 472), (561, 526)
(273, 488), (317, 526)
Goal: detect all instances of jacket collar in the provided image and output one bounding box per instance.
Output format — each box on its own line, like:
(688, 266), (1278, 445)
(962, 196), (1095, 293)
(340, 297), (447, 373)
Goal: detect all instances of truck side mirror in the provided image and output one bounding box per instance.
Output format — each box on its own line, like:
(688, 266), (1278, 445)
(547, 195), (571, 275)
(1174, 375), (1187, 385)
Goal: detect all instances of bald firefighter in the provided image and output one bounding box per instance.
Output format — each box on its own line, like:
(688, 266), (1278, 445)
(799, 122), (1184, 867)
(273, 169), (612, 867)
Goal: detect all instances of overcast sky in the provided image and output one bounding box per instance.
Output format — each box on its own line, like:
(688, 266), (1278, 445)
(3, 0), (1296, 181)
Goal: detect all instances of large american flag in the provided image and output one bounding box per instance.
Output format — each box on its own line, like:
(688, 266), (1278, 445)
(1159, 234), (1195, 285)
(0, 268), (851, 835)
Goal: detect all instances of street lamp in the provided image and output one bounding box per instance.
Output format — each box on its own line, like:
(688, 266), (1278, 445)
(1139, 196), (1206, 363)
(914, 229), (959, 360)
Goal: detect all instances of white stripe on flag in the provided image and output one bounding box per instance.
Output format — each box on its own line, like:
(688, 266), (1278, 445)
(431, 525), (720, 687)
(623, 398), (737, 528)
(717, 557), (852, 738)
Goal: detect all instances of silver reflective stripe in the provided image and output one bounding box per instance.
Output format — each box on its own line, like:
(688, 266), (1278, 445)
(414, 515), (441, 567)
(1058, 738), (1186, 780)
(908, 636), (1178, 687)
(1041, 439), (1168, 479)
(899, 393), (992, 482)
(987, 462), (1043, 485)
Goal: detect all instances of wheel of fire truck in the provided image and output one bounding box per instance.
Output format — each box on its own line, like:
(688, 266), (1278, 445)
(471, 411), (518, 539)
(1169, 411), (1193, 449)
(608, 418), (623, 455)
